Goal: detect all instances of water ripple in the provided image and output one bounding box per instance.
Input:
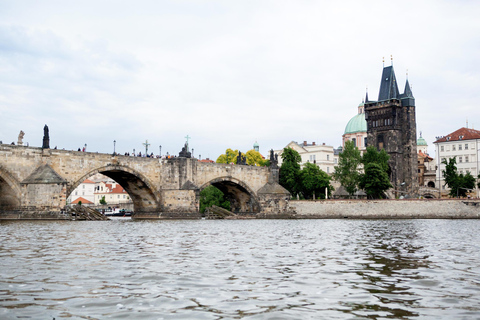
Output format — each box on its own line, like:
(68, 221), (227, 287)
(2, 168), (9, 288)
(1, 219), (480, 319)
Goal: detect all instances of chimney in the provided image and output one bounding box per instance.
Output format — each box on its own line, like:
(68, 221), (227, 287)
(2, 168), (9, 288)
(312, 142), (316, 146)
(303, 141), (307, 146)
(322, 143), (325, 145)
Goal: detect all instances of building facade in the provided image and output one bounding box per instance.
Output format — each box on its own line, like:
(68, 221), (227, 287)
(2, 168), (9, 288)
(364, 64), (419, 197)
(434, 127), (480, 196)
(274, 141), (337, 174)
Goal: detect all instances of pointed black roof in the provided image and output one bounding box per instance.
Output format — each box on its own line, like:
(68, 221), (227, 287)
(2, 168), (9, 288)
(403, 79), (413, 98)
(378, 66), (400, 101)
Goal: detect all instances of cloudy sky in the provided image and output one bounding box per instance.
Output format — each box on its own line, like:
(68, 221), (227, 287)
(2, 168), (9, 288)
(1, 0), (479, 159)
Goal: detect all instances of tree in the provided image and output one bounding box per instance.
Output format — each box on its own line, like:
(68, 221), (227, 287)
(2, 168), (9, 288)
(359, 163), (392, 199)
(245, 149), (267, 166)
(442, 157), (475, 197)
(99, 196), (107, 205)
(279, 147), (302, 196)
(216, 149), (239, 164)
(362, 146), (390, 172)
(359, 146), (392, 199)
(199, 185), (231, 213)
(333, 141), (361, 197)
(299, 162), (333, 199)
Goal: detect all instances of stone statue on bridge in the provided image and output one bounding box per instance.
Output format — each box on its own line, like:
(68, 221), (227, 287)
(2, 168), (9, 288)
(270, 149), (278, 168)
(17, 130), (25, 146)
(236, 151), (246, 165)
(42, 125), (50, 149)
(179, 143), (191, 158)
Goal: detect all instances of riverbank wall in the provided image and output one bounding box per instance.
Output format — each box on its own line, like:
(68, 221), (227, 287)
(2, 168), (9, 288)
(287, 199), (480, 219)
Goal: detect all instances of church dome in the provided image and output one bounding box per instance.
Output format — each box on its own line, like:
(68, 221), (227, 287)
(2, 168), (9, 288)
(344, 113), (367, 134)
(417, 136), (428, 146)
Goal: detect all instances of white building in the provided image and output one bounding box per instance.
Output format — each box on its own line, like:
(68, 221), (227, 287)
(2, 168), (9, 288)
(433, 127), (480, 196)
(274, 141), (337, 174)
(67, 179), (95, 205)
(94, 181), (131, 205)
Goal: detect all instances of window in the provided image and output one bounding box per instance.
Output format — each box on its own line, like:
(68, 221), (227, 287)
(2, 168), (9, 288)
(465, 156), (469, 162)
(327, 167), (330, 173)
(459, 156), (463, 163)
(83, 185), (85, 189)
(364, 137), (368, 147)
(352, 138), (356, 146)
(459, 144), (462, 150)
(452, 145), (456, 151)
(441, 146), (444, 152)
(465, 144), (469, 150)
(334, 158), (338, 164)
(117, 195), (120, 199)
(327, 155), (330, 161)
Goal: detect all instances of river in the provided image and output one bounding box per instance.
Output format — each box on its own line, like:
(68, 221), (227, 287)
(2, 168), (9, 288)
(1, 219), (479, 319)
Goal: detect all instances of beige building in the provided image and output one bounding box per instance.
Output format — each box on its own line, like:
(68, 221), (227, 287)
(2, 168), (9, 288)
(434, 127), (480, 196)
(274, 141), (337, 174)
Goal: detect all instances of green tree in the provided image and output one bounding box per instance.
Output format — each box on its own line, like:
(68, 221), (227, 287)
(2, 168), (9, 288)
(99, 196), (107, 205)
(216, 148), (239, 164)
(78, 201), (82, 206)
(359, 162), (393, 199)
(199, 185), (231, 213)
(279, 147), (302, 196)
(299, 162), (333, 199)
(362, 145), (390, 172)
(442, 157), (475, 197)
(333, 141), (361, 197)
(245, 149), (267, 166)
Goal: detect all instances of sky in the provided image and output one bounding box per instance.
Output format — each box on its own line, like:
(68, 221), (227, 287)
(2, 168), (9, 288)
(1, 0), (479, 159)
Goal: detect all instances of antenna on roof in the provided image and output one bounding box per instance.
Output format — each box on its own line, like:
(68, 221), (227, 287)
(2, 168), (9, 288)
(382, 57), (385, 68)
(390, 55), (393, 66)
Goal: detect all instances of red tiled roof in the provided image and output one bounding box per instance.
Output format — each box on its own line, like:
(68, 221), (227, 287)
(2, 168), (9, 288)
(71, 197), (94, 204)
(418, 150), (433, 161)
(434, 127), (480, 143)
(83, 179), (95, 184)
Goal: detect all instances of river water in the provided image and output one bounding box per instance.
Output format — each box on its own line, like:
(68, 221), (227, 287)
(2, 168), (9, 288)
(1, 219), (479, 319)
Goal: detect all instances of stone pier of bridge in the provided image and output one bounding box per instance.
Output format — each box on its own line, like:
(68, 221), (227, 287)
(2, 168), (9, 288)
(0, 144), (291, 219)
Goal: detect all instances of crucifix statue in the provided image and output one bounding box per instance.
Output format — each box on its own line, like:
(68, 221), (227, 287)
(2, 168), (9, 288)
(143, 139), (150, 155)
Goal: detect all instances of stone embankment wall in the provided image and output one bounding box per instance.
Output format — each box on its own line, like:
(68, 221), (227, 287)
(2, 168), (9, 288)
(289, 199), (480, 219)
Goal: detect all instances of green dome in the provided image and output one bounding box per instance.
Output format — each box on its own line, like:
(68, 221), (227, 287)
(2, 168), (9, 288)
(344, 113), (367, 134)
(417, 137), (428, 146)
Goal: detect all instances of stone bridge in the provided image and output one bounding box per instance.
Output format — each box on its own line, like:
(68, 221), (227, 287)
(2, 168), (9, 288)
(0, 144), (290, 219)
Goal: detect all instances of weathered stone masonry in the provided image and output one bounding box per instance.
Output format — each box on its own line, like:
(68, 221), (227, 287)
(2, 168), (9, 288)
(0, 145), (290, 219)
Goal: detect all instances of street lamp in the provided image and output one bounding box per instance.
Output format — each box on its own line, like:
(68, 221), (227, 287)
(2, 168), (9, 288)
(113, 140), (116, 155)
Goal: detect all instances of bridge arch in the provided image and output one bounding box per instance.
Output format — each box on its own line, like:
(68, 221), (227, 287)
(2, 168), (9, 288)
(68, 165), (160, 214)
(0, 166), (22, 209)
(200, 176), (261, 213)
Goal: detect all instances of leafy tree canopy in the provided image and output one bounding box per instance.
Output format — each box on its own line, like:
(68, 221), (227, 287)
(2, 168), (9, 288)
(442, 157), (476, 197)
(199, 185), (231, 213)
(216, 148), (239, 164)
(299, 162), (333, 199)
(279, 147), (302, 196)
(359, 162), (392, 199)
(99, 196), (107, 205)
(333, 140), (361, 196)
(362, 146), (390, 173)
(246, 149), (267, 166)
